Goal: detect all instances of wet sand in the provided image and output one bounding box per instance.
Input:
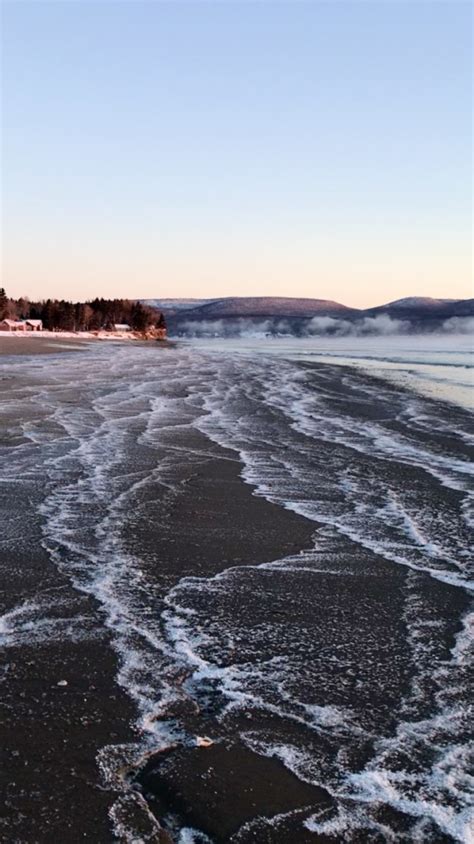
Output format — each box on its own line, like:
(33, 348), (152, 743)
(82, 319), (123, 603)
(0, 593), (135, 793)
(0, 336), (172, 358)
(1, 424), (318, 841)
(2, 345), (471, 842)
(111, 421), (469, 842)
(0, 435), (136, 841)
(0, 336), (89, 355)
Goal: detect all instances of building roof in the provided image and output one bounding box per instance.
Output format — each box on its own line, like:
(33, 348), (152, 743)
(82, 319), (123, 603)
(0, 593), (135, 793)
(114, 323), (131, 330)
(1, 319), (25, 326)
(26, 319), (43, 326)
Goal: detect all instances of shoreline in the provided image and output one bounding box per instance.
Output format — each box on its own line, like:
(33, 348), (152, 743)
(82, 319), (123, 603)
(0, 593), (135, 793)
(1, 343), (471, 842)
(0, 335), (92, 355)
(0, 334), (173, 357)
(1, 403), (319, 841)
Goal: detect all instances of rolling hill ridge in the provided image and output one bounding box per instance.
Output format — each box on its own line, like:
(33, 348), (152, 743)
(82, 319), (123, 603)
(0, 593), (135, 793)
(143, 296), (474, 337)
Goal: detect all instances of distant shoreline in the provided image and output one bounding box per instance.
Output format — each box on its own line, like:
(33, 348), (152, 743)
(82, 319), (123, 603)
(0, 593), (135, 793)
(0, 332), (162, 357)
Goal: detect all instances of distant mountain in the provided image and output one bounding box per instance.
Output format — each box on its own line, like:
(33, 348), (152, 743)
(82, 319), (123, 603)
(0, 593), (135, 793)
(144, 296), (473, 337)
(143, 298), (216, 316)
(382, 297), (457, 309)
(174, 296), (358, 320)
(366, 297), (474, 321)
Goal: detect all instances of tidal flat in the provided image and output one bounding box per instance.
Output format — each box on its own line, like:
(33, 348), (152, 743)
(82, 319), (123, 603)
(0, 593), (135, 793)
(1, 341), (472, 842)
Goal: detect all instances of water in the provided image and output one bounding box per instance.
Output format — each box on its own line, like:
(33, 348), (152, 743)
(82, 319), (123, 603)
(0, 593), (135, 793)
(1, 337), (472, 842)
(183, 334), (474, 410)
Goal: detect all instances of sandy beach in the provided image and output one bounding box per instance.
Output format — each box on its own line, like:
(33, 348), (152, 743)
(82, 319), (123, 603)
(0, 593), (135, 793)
(1, 427), (317, 841)
(0, 335), (91, 356)
(0, 346), (320, 841)
(1, 342), (472, 842)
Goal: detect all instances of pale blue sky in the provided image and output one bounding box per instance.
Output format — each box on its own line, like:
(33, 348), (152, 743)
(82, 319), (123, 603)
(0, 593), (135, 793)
(2, 0), (472, 305)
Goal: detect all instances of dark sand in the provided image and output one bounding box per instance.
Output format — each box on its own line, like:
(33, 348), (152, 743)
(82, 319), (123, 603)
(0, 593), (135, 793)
(116, 423), (466, 843)
(0, 445), (136, 840)
(139, 743), (332, 842)
(2, 351), (470, 843)
(1, 427), (318, 842)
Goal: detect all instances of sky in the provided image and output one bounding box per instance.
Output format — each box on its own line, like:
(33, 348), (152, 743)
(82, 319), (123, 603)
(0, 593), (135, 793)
(1, 0), (472, 307)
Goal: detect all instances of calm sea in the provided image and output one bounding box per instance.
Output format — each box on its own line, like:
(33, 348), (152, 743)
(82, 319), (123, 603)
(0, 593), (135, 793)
(185, 333), (474, 410)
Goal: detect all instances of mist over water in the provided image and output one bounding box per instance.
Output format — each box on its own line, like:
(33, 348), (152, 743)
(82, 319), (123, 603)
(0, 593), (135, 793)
(185, 334), (474, 410)
(176, 315), (474, 342)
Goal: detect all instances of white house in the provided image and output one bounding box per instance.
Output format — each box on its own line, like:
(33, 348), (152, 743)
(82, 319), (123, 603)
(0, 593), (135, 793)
(113, 323), (131, 332)
(0, 319), (27, 332)
(25, 319), (43, 331)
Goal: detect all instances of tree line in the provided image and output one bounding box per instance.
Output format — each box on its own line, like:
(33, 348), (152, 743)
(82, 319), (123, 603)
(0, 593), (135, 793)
(0, 289), (166, 333)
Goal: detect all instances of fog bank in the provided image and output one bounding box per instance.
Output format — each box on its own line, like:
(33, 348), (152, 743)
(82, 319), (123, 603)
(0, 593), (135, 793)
(173, 315), (474, 339)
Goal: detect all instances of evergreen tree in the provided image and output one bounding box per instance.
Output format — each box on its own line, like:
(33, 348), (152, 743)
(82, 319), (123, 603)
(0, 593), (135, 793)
(41, 300), (55, 330)
(4, 293), (165, 334)
(130, 302), (150, 331)
(16, 297), (30, 319)
(0, 288), (8, 320)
